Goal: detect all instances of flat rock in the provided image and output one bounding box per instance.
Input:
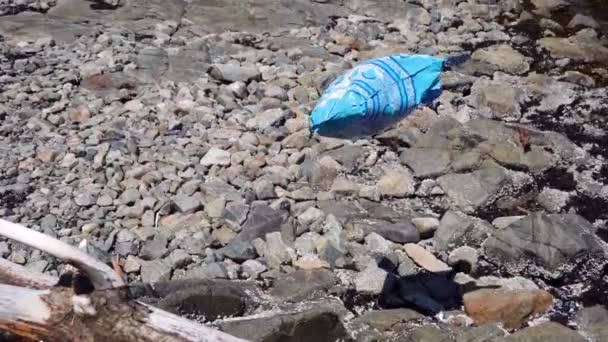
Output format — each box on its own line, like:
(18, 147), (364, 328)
(353, 219), (420, 244)
(437, 166), (508, 212)
(472, 44), (530, 75)
(484, 212), (605, 270)
(219, 299), (347, 342)
(200, 147), (231, 166)
(400, 147), (451, 178)
(501, 322), (586, 342)
(355, 265), (389, 295)
(404, 244), (451, 273)
(352, 309), (424, 331)
(464, 288), (553, 329)
(270, 269), (338, 302)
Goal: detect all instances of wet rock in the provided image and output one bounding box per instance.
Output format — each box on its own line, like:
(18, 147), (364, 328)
(471, 44), (530, 75)
(464, 288), (553, 329)
(377, 169), (415, 198)
(404, 244), (451, 273)
(484, 212), (605, 270)
(502, 322), (585, 341)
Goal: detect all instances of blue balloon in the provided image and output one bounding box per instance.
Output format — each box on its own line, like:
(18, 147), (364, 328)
(309, 54), (447, 138)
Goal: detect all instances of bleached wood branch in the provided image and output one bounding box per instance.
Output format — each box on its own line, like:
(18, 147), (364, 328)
(0, 218), (124, 289)
(0, 257), (57, 289)
(0, 284), (249, 342)
(0, 218), (250, 342)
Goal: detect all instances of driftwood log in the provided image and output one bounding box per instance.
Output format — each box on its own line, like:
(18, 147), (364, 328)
(0, 218), (249, 342)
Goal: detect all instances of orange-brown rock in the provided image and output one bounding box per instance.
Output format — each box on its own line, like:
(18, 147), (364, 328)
(463, 288), (553, 329)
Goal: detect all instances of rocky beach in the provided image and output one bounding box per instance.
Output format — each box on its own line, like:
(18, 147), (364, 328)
(1, 0), (608, 341)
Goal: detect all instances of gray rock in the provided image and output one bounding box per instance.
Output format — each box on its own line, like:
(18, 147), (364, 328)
(401, 147), (451, 178)
(124, 255), (142, 273)
(263, 232), (294, 269)
(437, 166), (509, 212)
(469, 79), (526, 119)
(324, 145), (364, 173)
(253, 179), (276, 200)
(140, 234), (168, 261)
(355, 265), (388, 295)
(502, 322), (585, 341)
(377, 169), (415, 198)
(219, 299), (346, 342)
(167, 249), (192, 269)
(250, 108), (287, 131)
(352, 309), (424, 331)
(330, 177), (360, 196)
(298, 207), (325, 226)
(187, 262), (228, 279)
(173, 194), (203, 214)
(209, 64), (260, 83)
(140, 259), (172, 283)
(575, 306), (608, 342)
(484, 212), (605, 270)
(471, 44), (530, 75)
(530, 0), (570, 17)
(200, 147), (231, 166)
(223, 202), (249, 227)
(435, 211), (493, 253)
(411, 217), (439, 239)
(568, 14), (600, 30)
(270, 269), (339, 302)
(120, 188), (140, 205)
(353, 219), (420, 244)
(241, 260), (267, 279)
(308, 156), (342, 190)
(74, 192), (95, 207)
(448, 246), (479, 273)
(206, 197), (226, 219)
(222, 203), (286, 261)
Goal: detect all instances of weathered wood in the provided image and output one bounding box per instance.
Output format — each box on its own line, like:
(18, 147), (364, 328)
(0, 218), (250, 342)
(0, 258), (57, 289)
(0, 218), (124, 289)
(0, 284), (248, 342)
